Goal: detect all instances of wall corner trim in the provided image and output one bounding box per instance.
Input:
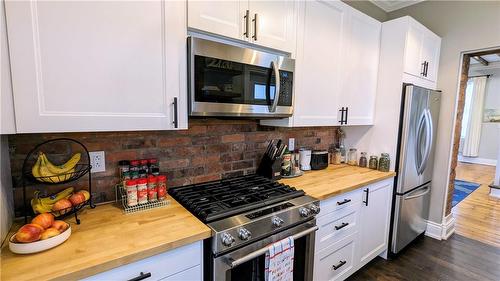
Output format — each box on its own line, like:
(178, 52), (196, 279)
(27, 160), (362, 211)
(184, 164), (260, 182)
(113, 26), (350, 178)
(424, 214), (455, 240)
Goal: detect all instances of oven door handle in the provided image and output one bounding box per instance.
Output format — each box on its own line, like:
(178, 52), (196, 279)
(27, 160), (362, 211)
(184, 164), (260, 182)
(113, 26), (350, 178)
(228, 226), (318, 268)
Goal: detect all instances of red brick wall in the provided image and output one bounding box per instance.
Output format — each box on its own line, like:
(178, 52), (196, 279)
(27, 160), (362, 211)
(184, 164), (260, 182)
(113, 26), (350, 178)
(8, 118), (337, 216)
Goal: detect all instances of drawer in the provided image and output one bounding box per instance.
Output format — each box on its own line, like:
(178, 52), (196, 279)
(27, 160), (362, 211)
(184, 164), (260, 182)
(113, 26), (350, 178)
(160, 265), (201, 281)
(314, 235), (356, 281)
(82, 241), (202, 281)
(315, 206), (358, 250)
(319, 188), (363, 216)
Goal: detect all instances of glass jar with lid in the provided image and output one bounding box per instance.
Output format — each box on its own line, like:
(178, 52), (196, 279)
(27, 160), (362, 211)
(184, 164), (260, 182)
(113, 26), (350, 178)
(347, 148), (358, 166)
(378, 153), (390, 172)
(359, 152), (368, 168)
(369, 155), (378, 170)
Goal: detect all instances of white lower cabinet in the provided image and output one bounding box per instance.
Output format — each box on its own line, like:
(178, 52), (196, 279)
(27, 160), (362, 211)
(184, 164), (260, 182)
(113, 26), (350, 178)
(82, 241), (203, 281)
(313, 179), (393, 280)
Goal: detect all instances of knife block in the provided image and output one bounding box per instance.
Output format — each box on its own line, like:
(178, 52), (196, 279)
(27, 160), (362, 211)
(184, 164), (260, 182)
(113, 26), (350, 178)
(257, 154), (283, 180)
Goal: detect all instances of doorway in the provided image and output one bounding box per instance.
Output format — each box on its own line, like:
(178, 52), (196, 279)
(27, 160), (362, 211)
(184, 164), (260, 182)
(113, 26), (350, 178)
(448, 49), (500, 248)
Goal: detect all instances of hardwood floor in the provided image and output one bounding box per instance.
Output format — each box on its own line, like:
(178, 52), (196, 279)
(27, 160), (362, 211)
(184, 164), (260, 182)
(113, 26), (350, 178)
(453, 162), (499, 248)
(347, 234), (500, 281)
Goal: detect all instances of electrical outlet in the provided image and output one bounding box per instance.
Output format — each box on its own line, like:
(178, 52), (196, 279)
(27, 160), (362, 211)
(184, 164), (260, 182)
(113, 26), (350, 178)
(288, 138), (295, 151)
(89, 151), (106, 173)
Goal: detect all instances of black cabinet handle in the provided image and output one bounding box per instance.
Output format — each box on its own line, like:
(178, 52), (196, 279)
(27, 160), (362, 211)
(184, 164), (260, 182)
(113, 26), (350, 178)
(338, 107), (345, 124)
(336, 199), (351, 205)
(335, 222), (349, 230)
(345, 107), (348, 125)
(421, 61), (426, 76)
(243, 10), (250, 38)
(172, 97), (178, 128)
(363, 188), (369, 206)
(127, 272), (152, 281)
(332, 260), (347, 271)
(424, 61), (429, 77)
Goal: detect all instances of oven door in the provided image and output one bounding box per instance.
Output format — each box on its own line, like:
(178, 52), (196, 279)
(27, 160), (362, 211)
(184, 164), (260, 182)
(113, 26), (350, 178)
(188, 37), (294, 118)
(212, 221), (317, 281)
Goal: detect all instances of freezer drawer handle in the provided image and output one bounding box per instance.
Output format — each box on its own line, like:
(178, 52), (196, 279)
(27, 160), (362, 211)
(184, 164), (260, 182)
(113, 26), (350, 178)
(334, 222), (349, 230)
(337, 199), (351, 205)
(127, 272), (151, 281)
(332, 260), (347, 271)
(405, 186), (431, 200)
(363, 188), (369, 206)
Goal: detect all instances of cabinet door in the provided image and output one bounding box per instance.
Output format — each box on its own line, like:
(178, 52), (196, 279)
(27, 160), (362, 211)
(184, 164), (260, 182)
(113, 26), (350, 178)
(5, 0), (187, 133)
(339, 8), (381, 126)
(403, 22), (424, 78)
(1, 0), (15, 134)
(421, 32), (441, 83)
(291, 0), (346, 126)
(248, 0), (297, 53)
(358, 180), (393, 266)
(188, 0), (247, 41)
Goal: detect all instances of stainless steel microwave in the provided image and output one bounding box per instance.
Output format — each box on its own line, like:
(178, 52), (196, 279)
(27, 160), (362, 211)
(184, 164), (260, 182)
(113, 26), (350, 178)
(188, 37), (295, 117)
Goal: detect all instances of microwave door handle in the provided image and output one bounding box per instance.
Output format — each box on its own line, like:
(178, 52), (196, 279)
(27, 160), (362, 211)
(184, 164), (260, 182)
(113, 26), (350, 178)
(270, 60), (281, 113)
(227, 226), (318, 268)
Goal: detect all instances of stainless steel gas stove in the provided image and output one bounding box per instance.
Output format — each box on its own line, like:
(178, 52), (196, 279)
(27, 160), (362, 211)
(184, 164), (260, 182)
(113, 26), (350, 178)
(169, 174), (319, 281)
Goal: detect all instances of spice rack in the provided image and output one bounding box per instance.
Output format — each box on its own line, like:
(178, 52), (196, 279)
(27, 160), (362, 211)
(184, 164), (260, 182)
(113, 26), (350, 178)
(115, 185), (170, 214)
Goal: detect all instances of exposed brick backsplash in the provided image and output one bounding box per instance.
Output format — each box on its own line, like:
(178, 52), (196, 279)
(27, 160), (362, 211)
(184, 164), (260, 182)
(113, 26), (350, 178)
(8, 118), (338, 216)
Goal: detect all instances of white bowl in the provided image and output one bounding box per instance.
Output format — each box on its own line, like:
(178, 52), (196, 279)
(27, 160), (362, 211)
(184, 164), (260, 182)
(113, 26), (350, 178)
(9, 226), (71, 254)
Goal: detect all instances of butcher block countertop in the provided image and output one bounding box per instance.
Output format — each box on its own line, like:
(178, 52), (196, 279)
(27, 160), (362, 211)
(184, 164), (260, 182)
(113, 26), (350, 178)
(280, 165), (396, 200)
(0, 196), (211, 281)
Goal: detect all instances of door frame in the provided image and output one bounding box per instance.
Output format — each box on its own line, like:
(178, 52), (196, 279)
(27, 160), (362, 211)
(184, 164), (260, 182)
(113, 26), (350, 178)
(445, 46), (500, 217)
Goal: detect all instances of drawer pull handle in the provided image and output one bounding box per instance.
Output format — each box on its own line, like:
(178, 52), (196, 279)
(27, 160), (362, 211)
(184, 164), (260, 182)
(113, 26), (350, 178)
(335, 222), (349, 230)
(332, 260), (347, 271)
(127, 272), (152, 281)
(337, 199), (351, 205)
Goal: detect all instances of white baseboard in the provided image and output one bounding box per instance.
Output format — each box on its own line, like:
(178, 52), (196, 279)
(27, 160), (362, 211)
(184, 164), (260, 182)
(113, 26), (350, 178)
(490, 187), (500, 198)
(425, 214), (455, 240)
(458, 155), (497, 166)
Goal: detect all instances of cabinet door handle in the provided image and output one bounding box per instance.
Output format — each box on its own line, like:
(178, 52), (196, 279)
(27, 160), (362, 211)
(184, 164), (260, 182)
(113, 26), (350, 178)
(172, 97), (178, 128)
(345, 107), (348, 125)
(421, 61), (426, 76)
(338, 107), (345, 125)
(335, 222), (349, 230)
(363, 188), (369, 206)
(127, 272), (152, 281)
(243, 10), (250, 38)
(424, 61), (429, 77)
(252, 13), (258, 40)
(336, 199), (351, 205)
(332, 260), (347, 271)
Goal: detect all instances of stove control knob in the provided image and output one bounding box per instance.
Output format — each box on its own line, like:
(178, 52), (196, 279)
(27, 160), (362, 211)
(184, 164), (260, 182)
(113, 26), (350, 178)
(309, 204), (320, 215)
(272, 216), (284, 227)
(299, 207), (311, 217)
(238, 228), (252, 241)
(221, 232), (235, 247)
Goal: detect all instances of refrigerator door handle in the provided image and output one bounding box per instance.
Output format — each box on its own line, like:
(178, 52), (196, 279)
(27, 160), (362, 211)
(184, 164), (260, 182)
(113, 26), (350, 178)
(418, 109), (433, 175)
(415, 111), (426, 174)
(404, 185), (431, 200)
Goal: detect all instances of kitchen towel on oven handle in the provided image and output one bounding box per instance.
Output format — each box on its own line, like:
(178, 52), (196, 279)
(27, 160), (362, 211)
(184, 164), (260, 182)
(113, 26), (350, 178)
(265, 237), (295, 281)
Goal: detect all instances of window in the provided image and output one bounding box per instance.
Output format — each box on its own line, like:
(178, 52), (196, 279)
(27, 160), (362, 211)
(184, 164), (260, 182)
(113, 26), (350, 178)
(461, 80), (474, 139)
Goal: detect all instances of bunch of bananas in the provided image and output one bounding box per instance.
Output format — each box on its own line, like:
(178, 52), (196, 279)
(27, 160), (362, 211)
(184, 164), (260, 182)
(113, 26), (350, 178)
(32, 152), (81, 183)
(31, 187), (74, 214)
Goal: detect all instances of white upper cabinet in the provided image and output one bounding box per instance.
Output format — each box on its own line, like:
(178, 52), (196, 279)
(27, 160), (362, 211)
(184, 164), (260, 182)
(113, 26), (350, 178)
(1, 0), (15, 134)
(338, 8), (381, 126)
(5, 0), (187, 133)
(403, 18), (441, 83)
(187, 0), (297, 54)
(261, 1), (380, 128)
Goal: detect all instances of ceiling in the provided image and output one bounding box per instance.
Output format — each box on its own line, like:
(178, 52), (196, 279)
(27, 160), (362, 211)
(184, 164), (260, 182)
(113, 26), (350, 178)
(370, 0), (426, 12)
(470, 54), (500, 65)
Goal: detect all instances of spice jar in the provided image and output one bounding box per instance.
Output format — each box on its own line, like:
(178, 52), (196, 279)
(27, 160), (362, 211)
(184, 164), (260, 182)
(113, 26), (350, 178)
(118, 160), (130, 178)
(378, 153), (390, 172)
(359, 152), (368, 168)
(125, 179), (138, 207)
(130, 160), (140, 172)
(137, 178), (148, 204)
(369, 155), (378, 170)
(140, 159), (149, 174)
(149, 158), (159, 176)
(122, 171), (131, 187)
(147, 176), (158, 201)
(347, 148), (358, 166)
(157, 175), (167, 201)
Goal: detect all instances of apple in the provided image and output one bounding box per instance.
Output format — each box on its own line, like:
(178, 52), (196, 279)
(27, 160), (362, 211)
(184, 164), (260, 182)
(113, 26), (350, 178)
(51, 220), (69, 232)
(78, 190), (90, 201)
(31, 213), (55, 229)
(69, 192), (86, 206)
(52, 198), (73, 214)
(40, 227), (60, 240)
(15, 224), (44, 243)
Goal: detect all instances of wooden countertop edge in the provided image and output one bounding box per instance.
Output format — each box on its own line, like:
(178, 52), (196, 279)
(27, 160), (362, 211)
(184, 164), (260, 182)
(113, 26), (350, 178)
(52, 230), (211, 281)
(306, 171), (396, 200)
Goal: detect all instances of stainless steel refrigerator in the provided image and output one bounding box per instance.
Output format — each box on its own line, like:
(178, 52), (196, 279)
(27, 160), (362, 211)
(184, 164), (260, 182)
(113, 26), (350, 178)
(391, 84), (441, 254)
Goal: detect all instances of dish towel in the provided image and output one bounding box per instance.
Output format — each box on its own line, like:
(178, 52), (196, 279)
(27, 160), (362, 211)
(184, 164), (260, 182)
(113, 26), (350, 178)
(265, 237), (294, 281)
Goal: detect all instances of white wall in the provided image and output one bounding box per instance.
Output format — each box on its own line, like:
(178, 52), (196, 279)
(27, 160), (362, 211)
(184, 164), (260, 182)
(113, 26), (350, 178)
(388, 1), (500, 222)
(0, 135), (14, 242)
